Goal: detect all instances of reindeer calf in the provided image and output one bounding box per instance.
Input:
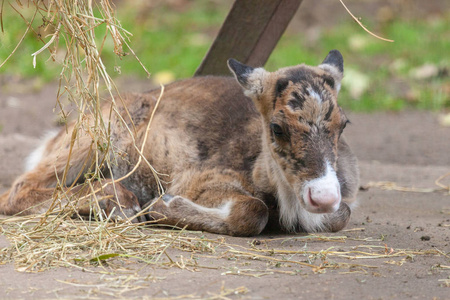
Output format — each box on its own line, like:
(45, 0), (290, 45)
(0, 50), (359, 236)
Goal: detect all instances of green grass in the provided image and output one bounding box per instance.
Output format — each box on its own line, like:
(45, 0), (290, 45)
(98, 1), (228, 78)
(0, 1), (448, 111)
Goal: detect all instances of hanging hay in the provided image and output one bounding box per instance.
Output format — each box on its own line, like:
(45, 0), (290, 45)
(0, 0), (170, 273)
(0, 0), (156, 192)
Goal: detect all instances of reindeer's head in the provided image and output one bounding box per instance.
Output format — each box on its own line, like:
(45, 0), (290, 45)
(228, 50), (348, 229)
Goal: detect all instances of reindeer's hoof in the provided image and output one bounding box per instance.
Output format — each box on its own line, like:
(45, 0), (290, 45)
(106, 201), (144, 224)
(102, 184), (144, 223)
(324, 202), (351, 232)
(116, 205), (145, 223)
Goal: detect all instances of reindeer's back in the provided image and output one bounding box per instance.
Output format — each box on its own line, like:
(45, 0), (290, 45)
(132, 76), (262, 177)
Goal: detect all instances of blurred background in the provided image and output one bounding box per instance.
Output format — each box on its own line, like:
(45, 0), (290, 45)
(0, 0), (449, 112)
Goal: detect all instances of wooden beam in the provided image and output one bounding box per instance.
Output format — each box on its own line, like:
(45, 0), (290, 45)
(195, 0), (303, 77)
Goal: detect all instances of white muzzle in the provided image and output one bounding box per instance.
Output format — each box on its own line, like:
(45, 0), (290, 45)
(302, 162), (341, 213)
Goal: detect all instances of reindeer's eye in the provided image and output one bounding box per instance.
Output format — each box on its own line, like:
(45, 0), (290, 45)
(270, 123), (284, 137)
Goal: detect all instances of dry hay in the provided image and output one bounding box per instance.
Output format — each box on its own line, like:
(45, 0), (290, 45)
(1, 0), (161, 196)
(1, 215), (449, 296)
(0, 0), (177, 285)
(364, 171), (450, 195)
(1, 213), (448, 274)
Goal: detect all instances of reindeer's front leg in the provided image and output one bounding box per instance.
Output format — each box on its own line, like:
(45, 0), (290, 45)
(322, 202), (351, 232)
(144, 193), (268, 236)
(142, 169), (269, 236)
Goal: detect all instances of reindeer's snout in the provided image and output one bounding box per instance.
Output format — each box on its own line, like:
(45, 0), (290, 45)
(305, 184), (340, 213)
(302, 163), (341, 214)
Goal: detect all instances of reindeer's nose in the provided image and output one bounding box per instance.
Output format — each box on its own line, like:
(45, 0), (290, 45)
(306, 185), (341, 213)
(302, 163), (341, 213)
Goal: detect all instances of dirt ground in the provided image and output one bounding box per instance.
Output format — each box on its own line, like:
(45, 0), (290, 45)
(0, 79), (449, 300)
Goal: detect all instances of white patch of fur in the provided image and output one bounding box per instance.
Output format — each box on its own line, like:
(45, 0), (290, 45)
(302, 162), (341, 213)
(24, 130), (59, 171)
(215, 200), (233, 219)
(318, 64), (343, 93)
(308, 87), (323, 103)
(251, 67), (266, 77)
(166, 196), (232, 219)
(243, 68), (267, 97)
(267, 155), (326, 233)
(318, 64), (343, 81)
(277, 179), (326, 233)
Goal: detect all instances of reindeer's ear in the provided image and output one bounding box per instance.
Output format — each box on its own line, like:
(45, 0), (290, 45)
(227, 59), (253, 86)
(228, 58), (267, 97)
(321, 50), (344, 73)
(319, 50), (344, 91)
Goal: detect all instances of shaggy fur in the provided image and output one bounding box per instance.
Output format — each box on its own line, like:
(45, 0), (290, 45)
(0, 50), (359, 236)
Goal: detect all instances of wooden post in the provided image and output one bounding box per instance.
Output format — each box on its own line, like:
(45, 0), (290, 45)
(195, 0), (303, 77)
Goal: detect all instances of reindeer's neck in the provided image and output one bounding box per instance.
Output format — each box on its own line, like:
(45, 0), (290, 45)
(252, 131), (292, 198)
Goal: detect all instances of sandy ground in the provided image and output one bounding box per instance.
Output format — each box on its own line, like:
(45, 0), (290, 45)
(0, 82), (449, 299)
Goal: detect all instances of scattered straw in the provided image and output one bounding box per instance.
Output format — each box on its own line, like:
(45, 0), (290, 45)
(365, 181), (447, 193)
(363, 172), (450, 194)
(435, 172), (450, 195)
(2, 216), (449, 295)
(2, 218), (448, 275)
(438, 278), (450, 287)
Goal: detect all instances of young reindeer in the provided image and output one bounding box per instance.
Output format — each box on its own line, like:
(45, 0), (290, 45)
(0, 50), (359, 236)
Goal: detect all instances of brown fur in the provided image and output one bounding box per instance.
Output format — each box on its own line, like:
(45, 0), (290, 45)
(0, 51), (359, 236)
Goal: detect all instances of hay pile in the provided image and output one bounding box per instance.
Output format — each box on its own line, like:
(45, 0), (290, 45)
(0, 0), (167, 272)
